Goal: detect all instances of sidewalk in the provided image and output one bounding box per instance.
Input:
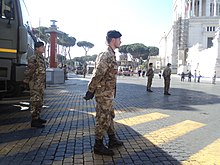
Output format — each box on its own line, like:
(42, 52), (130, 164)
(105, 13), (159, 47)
(0, 73), (219, 165)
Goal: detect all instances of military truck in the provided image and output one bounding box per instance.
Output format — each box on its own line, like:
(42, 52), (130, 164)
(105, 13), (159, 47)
(0, 0), (36, 99)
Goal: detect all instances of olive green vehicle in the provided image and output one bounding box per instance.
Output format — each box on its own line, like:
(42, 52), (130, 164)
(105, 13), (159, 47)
(0, 0), (36, 99)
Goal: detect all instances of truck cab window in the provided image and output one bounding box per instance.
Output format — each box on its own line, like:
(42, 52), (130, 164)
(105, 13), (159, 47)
(20, 0), (31, 30)
(0, 0), (14, 19)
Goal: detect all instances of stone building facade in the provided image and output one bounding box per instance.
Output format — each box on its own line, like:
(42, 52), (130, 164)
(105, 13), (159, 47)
(160, 0), (220, 76)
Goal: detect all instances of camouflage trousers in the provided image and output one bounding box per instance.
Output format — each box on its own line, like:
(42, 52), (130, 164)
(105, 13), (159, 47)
(30, 88), (44, 120)
(164, 78), (170, 93)
(95, 96), (115, 140)
(147, 77), (153, 89)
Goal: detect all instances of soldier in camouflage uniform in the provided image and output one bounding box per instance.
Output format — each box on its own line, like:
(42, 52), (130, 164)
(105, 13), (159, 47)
(23, 42), (47, 128)
(83, 30), (123, 156)
(162, 63), (172, 95)
(146, 63), (154, 92)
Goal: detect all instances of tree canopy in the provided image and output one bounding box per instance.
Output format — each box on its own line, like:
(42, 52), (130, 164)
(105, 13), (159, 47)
(57, 32), (76, 62)
(32, 26), (50, 44)
(119, 43), (159, 60)
(33, 26), (77, 65)
(77, 41), (94, 56)
(57, 32), (76, 47)
(32, 26), (159, 69)
(73, 54), (97, 65)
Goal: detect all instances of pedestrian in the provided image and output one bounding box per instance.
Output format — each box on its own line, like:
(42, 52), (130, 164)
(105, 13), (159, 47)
(146, 63), (154, 92)
(138, 69), (141, 77)
(83, 30), (123, 156)
(188, 71), (192, 82)
(197, 71), (201, 83)
(23, 41), (47, 128)
(194, 70), (197, 82)
(181, 72), (185, 82)
(63, 64), (68, 80)
(162, 63), (172, 95)
(83, 63), (87, 78)
(130, 68), (134, 76)
(142, 69), (146, 77)
(158, 70), (162, 79)
(212, 71), (216, 84)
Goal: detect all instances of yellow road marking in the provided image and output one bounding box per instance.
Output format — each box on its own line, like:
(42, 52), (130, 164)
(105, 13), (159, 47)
(0, 48), (17, 53)
(88, 111), (123, 116)
(116, 112), (169, 126)
(144, 120), (205, 145)
(182, 138), (220, 165)
(88, 112), (96, 116)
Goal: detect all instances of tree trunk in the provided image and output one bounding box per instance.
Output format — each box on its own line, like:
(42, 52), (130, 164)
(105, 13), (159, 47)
(68, 47), (75, 67)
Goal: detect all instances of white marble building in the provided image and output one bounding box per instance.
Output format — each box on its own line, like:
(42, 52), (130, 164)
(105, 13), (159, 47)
(160, 0), (220, 77)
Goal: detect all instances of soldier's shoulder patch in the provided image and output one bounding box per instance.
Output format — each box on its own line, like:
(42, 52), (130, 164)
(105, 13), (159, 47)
(28, 55), (37, 63)
(29, 55), (36, 60)
(99, 52), (108, 60)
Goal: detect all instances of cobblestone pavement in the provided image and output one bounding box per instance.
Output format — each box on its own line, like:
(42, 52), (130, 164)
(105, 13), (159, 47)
(0, 73), (220, 165)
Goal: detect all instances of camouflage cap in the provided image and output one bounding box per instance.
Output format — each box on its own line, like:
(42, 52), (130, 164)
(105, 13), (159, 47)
(34, 41), (44, 49)
(107, 30), (122, 39)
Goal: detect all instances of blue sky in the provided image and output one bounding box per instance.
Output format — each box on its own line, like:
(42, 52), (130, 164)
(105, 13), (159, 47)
(25, 0), (173, 57)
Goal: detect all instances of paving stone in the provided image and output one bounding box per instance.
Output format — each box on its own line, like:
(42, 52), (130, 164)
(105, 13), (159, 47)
(0, 74), (219, 164)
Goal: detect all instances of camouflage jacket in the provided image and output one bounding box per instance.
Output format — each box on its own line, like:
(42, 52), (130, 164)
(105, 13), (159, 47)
(88, 47), (117, 98)
(146, 67), (154, 78)
(24, 53), (46, 88)
(162, 66), (171, 79)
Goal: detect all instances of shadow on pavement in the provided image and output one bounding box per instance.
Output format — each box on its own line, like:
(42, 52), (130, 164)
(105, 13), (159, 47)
(0, 76), (219, 164)
(116, 82), (220, 111)
(0, 109), (181, 164)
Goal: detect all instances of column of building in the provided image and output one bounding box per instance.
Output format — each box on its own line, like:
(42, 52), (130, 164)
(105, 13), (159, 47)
(199, 0), (202, 16)
(192, 0), (195, 16)
(214, 0), (217, 16)
(208, 0), (219, 16)
(206, 0), (211, 16)
(190, 0), (220, 17)
(188, 0), (192, 17)
(193, 0), (203, 17)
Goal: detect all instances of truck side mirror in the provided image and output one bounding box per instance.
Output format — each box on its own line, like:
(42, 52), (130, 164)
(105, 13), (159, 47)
(19, 26), (28, 53)
(4, 0), (12, 6)
(4, 10), (12, 19)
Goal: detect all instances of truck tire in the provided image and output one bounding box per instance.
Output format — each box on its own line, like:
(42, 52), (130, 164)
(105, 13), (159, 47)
(5, 81), (22, 97)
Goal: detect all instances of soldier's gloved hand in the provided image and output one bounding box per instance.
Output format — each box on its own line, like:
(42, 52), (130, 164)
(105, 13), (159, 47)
(83, 91), (94, 100)
(22, 79), (29, 89)
(111, 110), (115, 118)
(23, 79), (29, 85)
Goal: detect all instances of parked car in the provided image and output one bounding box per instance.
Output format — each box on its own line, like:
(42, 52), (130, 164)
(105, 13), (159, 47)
(75, 66), (84, 75)
(121, 67), (131, 76)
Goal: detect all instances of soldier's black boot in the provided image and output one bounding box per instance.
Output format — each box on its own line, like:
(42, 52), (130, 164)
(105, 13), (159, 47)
(94, 139), (114, 156)
(164, 92), (171, 95)
(38, 118), (47, 124)
(108, 134), (124, 149)
(31, 119), (45, 128)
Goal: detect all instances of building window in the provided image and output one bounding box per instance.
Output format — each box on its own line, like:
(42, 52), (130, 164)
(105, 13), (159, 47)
(207, 26), (216, 32)
(207, 37), (213, 48)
